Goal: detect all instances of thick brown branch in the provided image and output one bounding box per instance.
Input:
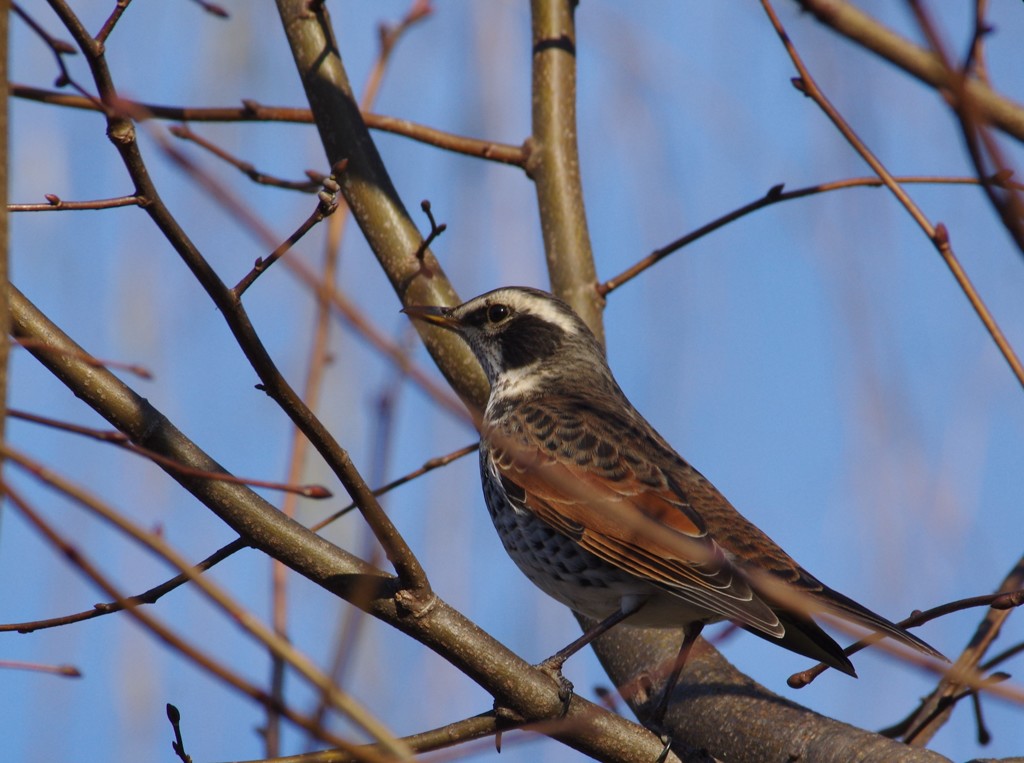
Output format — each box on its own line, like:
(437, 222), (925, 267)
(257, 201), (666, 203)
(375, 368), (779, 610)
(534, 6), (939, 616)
(794, 0), (1024, 144)
(44, 0), (429, 593)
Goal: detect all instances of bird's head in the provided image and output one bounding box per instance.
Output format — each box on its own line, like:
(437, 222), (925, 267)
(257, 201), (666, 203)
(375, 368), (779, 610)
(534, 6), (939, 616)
(404, 287), (606, 388)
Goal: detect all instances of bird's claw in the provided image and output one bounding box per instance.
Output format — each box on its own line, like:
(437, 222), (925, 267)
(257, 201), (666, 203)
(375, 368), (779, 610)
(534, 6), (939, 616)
(535, 656), (575, 716)
(654, 732), (674, 763)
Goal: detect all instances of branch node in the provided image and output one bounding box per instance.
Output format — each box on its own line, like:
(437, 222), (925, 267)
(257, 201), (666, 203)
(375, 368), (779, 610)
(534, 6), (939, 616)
(992, 589), (1024, 609)
(394, 587), (438, 619)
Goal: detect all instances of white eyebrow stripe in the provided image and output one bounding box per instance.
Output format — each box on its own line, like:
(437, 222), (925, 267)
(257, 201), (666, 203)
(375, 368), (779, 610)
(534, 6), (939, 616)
(502, 290), (580, 336)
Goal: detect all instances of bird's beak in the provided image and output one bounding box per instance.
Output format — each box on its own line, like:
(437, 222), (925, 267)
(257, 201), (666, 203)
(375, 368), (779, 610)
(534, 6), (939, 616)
(402, 304), (461, 330)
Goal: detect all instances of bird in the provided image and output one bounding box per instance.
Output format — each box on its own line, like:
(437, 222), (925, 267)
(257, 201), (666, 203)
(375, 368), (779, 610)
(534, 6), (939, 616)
(404, 286), (943, 720)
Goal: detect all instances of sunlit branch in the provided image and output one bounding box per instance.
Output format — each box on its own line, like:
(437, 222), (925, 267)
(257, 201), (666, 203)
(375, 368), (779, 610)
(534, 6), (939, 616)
(2, 479), (391, 761)
(9, 408), (331, 498)
(10, 84), (528, 166)
(761, 0), (1024, 395)
(0, 441), (476, 633)
(3, 445), (410, 760)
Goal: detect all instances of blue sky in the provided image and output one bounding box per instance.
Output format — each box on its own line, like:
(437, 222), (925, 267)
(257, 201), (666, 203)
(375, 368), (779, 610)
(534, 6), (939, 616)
(5, 2), (1024, 761)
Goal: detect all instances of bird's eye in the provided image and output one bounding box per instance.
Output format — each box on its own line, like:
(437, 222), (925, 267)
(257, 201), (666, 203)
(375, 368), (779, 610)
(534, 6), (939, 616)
(487, 304), (510, 323)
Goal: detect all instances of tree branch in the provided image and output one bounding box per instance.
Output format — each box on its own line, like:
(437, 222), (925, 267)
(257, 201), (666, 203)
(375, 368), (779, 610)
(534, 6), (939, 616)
(528, 0), (603, 338)
(274, 0), (488, 418)
(794, 0), (1024, 144)
(7, 282), (673, 763)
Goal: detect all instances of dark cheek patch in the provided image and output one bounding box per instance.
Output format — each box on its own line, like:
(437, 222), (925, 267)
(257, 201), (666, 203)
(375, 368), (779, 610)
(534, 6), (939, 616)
(499, 314), (564, 368)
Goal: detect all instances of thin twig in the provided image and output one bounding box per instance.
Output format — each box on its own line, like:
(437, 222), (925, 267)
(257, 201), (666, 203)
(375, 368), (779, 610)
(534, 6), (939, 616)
(761, 0), (1024, 393)
(788, 589), (1024, 688)
(412, 199), (447, 261)
(2, 479), (391, 761)
(9, 408), (331, 498)
(95, 0), (133, 44)
(3, 445), (410, 760)
(310, 442), (478, 532)
(10, 84), (528, 165)
(166, 704), (193, 763)
(0, 659), (82, 677)
(233, 170), (344, 297)
(599, 175), (1000, 296)
(169, 123), (323, 192)
(0, 538), (247, 633)
(13, 337), (153, 379)
(9, 193), (146, 211)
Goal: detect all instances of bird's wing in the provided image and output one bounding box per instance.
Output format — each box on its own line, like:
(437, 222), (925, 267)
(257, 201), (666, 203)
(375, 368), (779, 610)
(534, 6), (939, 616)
(488, 394), (944, 663)
(485, 401), (785, 638)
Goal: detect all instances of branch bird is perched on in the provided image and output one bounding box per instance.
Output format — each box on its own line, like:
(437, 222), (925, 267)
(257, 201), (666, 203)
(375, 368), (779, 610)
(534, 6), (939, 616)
(405, 286), (943, 719)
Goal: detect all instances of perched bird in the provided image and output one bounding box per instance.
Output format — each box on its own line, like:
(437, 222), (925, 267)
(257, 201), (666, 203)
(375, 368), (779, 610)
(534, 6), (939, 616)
(405, 286), (942, 716)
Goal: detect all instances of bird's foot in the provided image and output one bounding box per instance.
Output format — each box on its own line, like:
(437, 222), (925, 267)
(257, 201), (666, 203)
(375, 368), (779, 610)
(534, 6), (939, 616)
(654, 733), (674, 763)
(534, 655), (575, 716)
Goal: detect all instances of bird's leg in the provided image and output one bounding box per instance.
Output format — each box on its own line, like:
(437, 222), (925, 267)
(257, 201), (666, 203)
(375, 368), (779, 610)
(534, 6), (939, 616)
(648, 622), (704, 732)
(536, 599), (647, 714)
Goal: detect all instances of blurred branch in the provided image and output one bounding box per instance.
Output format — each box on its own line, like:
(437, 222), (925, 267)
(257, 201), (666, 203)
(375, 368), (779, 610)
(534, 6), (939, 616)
(793, 0), (1024, 144)
(762, 0), (1024, 395)
(9, 408), (330, 498)
(240, 713), (507, 763)
(2, 480), (388, 761)
(528, 0), (603, 339)
(0, 0), (9, 503)
(13, 336), (153, 378)
(0, 441), (476, 635)
(908, 1), (1024, 260)
(169, 123), (324, 192)
(3, 444), (407, 758)
(899, 555), (1024, 747)
(7, 282), (671, 763)
(280, 8), (427, 752)
(45, 0), (429, 593)
(0, 658), (80, 678)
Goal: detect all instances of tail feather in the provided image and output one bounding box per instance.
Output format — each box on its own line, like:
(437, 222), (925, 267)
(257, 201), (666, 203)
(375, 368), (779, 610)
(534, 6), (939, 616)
(817, 584), (946, 661)
(743, 610), (857, 676)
